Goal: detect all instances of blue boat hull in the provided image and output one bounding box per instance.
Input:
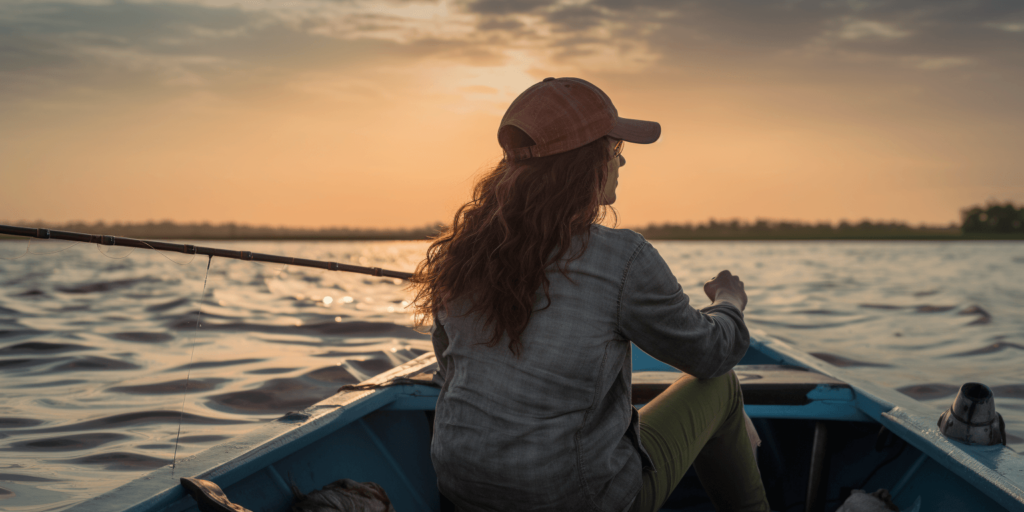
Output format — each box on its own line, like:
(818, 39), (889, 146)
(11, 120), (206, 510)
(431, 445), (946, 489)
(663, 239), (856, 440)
(68, 332), (1024, 511)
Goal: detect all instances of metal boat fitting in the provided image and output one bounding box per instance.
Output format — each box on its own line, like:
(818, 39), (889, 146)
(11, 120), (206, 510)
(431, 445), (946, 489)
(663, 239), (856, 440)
(938, 382), (1006, 446)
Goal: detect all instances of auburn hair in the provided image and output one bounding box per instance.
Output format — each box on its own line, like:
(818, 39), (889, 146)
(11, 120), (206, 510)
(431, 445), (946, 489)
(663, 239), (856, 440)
(410, 129), (615, 356)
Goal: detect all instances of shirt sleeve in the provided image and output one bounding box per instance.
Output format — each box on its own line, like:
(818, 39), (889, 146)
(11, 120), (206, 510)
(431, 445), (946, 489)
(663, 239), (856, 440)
(617, 241), (749, 379)
(431, 313), (450, 384)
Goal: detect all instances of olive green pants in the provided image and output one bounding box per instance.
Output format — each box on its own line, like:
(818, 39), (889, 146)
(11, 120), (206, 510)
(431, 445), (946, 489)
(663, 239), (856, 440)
(631, 371), (770, 512)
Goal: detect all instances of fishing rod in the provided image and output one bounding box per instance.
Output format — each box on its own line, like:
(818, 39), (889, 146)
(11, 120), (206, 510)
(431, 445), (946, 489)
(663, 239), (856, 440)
(0, 224), (414, 280)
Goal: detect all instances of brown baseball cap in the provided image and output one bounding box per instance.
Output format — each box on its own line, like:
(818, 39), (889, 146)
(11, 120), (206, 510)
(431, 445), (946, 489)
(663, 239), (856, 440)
(499, 77), (661, 160)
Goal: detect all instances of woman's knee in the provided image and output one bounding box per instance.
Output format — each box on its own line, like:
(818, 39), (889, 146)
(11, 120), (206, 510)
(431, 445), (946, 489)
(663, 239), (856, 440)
(708, 370), (744, 415)
(643, 369), (741, 420)
(705, 369), (740, 396)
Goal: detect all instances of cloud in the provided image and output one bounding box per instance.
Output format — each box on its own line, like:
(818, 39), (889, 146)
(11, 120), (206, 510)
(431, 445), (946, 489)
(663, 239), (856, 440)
(835, 19), (910, 41)
(477, 17), (525, 31)
(1, 0), (1022, 105)
(912, 56), (972, 70)
(990, 22), (1024, 32)
(543, 4), (606, 32)
(462, 0), (550, 15)
(0, 2), (260, 96)
(0, 1), (470, 106)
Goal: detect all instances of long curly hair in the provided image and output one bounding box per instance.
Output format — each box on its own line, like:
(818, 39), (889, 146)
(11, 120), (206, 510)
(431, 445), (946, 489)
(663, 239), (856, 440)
(410, 128), (615, 356)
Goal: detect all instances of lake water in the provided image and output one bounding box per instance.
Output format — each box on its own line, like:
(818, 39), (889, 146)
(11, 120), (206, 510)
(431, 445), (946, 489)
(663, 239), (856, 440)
(1, 239), (1022, 510)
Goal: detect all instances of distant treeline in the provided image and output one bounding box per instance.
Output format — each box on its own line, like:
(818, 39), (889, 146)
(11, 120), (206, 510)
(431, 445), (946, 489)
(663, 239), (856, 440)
(3, 202), (1021, 241)
(636, 220), (963, 240)
(637, 202), (1023, 240)
(960, 201), (1024, 235)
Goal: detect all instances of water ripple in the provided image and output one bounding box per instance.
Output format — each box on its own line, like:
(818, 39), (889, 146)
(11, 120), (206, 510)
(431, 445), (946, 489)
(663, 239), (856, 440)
(809, 352), (893, 368)
(108, 378), (228, 394)
(107, 332), (175, 343)
(945, 341), (1024, 357)
(62, 452), (170, 471)
(57, 277), (165, 294)
(4, 433), (129, 452)
(8, 411), (251, 435)
(0, 342), (94, 354)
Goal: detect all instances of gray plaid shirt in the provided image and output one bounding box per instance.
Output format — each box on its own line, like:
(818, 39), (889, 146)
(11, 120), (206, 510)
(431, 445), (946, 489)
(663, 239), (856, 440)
(430, 226), (749, 512)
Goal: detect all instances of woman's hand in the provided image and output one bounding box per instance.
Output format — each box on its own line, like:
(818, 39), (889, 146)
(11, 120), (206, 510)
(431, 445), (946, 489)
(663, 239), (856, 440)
(703, 270), (747, 311)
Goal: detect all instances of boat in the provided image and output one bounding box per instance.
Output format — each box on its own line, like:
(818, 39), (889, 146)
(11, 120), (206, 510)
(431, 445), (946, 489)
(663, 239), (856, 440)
(64, 330), (1024, 511)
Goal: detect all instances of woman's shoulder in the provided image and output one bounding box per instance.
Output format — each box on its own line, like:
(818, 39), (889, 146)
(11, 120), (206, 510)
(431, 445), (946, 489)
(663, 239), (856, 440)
(590, 224), (647, 245)
(584, 225), (650, 264)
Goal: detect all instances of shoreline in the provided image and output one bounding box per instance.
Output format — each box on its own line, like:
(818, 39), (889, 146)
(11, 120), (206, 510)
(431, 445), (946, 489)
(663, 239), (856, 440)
(2, 234), (1022, 242)
(2, 221), (1021, 242)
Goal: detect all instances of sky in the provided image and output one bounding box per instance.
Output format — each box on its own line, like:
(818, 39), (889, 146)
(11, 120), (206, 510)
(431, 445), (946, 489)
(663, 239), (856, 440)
(1, 0), (1023, 229)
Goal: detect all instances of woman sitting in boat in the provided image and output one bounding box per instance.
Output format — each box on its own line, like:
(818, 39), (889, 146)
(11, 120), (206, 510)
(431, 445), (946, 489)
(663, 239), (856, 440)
(411, 77), (769, 512)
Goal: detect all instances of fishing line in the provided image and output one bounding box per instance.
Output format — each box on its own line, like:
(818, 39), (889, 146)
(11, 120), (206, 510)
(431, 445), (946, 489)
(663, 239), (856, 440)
(252, 259), (289, 278)
(29, 238), (83, 255)
(95, 244), (136, 259)
(139, 240), (198, 266)
(0, 238), (83, 260)
(171, 255), (213, 475)
(0, 238), (30, 260)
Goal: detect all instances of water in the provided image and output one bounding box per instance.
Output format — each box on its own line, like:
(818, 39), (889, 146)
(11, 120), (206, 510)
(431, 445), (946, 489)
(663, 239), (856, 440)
(0, 239), (1022, 509)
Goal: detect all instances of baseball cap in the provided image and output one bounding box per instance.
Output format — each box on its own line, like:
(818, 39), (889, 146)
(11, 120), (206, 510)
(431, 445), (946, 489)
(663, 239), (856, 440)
(498, 77), (661, 160)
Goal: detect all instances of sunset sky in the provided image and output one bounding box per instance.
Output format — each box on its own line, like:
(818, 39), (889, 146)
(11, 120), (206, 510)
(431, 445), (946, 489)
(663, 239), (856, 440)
(2, 0), (1022, 229)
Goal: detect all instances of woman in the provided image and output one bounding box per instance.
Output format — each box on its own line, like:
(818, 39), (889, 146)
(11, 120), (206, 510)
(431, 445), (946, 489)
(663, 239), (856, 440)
(412, 77), (769, 512)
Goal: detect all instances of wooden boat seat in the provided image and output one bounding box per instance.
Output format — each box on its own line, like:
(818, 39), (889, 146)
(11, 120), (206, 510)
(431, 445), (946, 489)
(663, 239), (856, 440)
(632, 365), (850, 406)
(382, 362), (850, 407)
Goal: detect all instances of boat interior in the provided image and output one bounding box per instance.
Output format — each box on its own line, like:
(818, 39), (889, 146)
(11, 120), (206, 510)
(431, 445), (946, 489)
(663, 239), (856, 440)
(73, 340), (1018, 512)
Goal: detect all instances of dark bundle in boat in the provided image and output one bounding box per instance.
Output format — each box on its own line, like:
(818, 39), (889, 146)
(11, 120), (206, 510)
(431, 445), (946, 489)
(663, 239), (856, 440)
(289, 479), (396, 512)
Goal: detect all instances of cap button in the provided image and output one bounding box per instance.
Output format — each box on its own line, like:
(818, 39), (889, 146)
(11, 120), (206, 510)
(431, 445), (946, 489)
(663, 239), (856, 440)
(542, 77), (555, 82)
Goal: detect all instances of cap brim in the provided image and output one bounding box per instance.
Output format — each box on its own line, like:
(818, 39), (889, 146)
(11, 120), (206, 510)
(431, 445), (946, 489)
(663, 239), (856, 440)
(608, 117), (661, 144)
